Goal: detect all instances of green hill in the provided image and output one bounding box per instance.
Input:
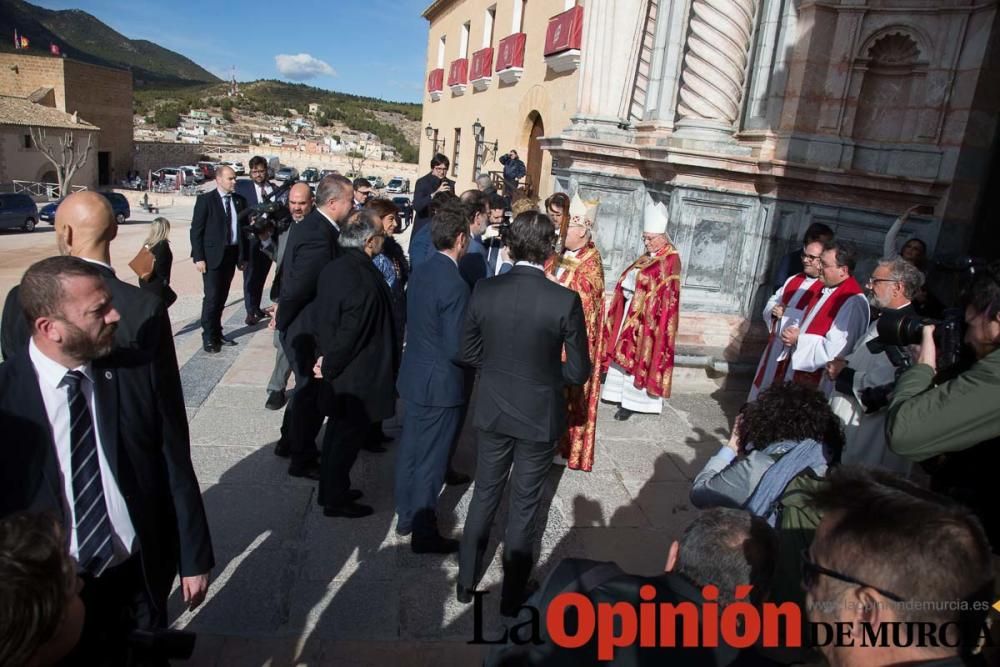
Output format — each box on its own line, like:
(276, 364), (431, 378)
(0, 0), (219, 87)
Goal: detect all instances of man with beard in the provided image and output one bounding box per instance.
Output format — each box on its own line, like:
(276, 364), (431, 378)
(747, 236), (826, 401)
(264, 182), (314, 411)
(827, 257), (923, 475)
(0, 257), (214, 665)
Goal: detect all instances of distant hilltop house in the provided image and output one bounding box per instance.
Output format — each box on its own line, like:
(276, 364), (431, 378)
(308, 103), (320, 115)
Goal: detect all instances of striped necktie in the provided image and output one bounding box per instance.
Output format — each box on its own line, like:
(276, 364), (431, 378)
(224, 195), (233, 244)
(64, 370), (114, 576)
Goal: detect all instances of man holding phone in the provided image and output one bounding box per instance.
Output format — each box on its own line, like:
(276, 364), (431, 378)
(412, 153), (454, 235)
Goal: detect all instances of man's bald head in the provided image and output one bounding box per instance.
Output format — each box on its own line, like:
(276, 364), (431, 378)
(288, 182), (314, 221)
(53, 191), (116, 259)
(215, 166), (236, 194)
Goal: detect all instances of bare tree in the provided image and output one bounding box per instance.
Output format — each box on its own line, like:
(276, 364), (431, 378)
(345, 143), (369, 177)
(29, 126), (95, 196)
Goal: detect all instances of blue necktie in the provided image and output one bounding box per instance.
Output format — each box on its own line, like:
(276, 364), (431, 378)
(224, 195), (234, 244)
(65, 370), (114, 576)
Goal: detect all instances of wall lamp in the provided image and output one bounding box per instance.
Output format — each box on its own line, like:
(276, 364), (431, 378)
(424, 124), (445, 153)
(472, 118), (498, 161)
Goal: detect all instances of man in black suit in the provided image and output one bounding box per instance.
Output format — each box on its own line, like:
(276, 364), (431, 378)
(456, 211), (591, 616)
(0, 256), (213, 663)
(275, 173), (355, 478)
(234, 156), (276, 325)
(394, 203), (470, 552)
(310, 209), (397, 518)
(411, 153), (453, 236)
(191, 165), (248, 352)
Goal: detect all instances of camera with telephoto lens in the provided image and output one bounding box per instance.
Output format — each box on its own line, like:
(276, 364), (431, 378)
(244, 180), (294, 237)
(876, 307), (966, 375)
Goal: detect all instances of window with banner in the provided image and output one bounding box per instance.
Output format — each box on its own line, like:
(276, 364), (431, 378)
(452, 128), (461, 177)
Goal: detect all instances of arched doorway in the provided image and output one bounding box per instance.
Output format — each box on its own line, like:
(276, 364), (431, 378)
(526, 112), (544, 198)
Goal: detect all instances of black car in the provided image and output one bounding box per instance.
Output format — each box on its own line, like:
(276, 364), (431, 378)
(391, 196), (413, 231)
(0, 192), (39, 232)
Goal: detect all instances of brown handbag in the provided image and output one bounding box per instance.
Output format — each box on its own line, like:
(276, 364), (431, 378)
(129, 245), (155, 281)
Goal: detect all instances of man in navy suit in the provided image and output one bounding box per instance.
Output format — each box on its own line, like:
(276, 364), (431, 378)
(394, 204), (471, 552)
(234, 156), (276, 325)
(190, 165), (248, 352)
(458, 190), (489, 289)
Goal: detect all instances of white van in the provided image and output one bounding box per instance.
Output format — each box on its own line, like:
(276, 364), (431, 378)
(386, 177), (410, 194)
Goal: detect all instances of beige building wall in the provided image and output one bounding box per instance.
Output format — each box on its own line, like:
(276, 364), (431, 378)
(0, 53), (132, 186)
(420, 0), (580, 197)
(0, 126), (98, 190)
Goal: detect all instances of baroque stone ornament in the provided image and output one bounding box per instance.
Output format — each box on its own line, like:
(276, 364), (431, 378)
(675, 0), (758, 130)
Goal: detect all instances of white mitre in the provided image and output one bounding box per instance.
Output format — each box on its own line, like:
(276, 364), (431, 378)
(643, 198), (669, 234)
(568, 192), (599, 229)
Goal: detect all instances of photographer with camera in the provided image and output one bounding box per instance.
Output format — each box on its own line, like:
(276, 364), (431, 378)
(236, 156), (279, 325)
(887, 259), (1000, 551)
(827, 257), (923, 475)
(412, 153), (454, 235)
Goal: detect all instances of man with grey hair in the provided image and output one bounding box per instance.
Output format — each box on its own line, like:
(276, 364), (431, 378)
(826, 256), (923, 474)
(309, 210), (396, 517)
(475, 173), (496, 197)
(276, 173), (354, 479)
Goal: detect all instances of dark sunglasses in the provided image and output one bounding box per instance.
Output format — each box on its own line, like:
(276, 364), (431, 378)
(800, 549), (906, 602)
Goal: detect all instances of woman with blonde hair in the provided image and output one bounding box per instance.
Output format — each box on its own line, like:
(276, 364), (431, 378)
(139, 216), (177, 306)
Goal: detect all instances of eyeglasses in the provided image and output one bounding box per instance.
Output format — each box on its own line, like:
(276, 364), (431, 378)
(866, 277), (898, 286)
(800, 549), (906, 602)
(801, 253), (822, 262)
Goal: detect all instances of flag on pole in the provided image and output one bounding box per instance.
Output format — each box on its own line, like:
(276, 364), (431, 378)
(19, 35), (29, 49)
(14, 29), (20, 49)
(50, 43), (60, 56)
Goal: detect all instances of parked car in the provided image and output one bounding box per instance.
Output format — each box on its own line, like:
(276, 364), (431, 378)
(40, 191), (131, 225)
(391, 196), (413, 231)
(179, 166), (203, 183)
(0, 192), (39, 232)
(300, 167), (320, 183)
(319, 169), (340, 179)
(152, 167), (181, 184)
(220, 161), (246, 176)
(386, 177), (410, 194)
(275, 166), (299, 183)
(197, 161), (217, 179)
(366, 176), (385, 189)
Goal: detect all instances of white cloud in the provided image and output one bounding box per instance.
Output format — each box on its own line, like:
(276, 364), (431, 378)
(274, 53), (336, 80)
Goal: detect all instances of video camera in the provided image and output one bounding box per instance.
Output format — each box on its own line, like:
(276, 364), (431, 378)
(240, 179), (296, 238)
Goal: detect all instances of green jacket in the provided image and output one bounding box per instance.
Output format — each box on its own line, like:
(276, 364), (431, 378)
(887, 348), (1000, 461)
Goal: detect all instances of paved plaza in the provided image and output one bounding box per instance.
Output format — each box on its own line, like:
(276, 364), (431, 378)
(0, 195), (748, 665)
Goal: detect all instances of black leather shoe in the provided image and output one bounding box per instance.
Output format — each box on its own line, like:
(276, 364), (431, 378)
(445, 470), (471, 485)
(347, 489), (363, 501)
(203, 342), (221, 354)
(245, 312), (262, 326)
(411, 534), (460, 554)
(362, 442), (387, 453)
(613, 407), (635, 421)
(265, 390), (287, 410)
(456, 583), (473, 604)
(395, 523), (412, 537)
(500, 580), (539, 618)
(218, 336), (237, 347)
(323, 502), (374, 519)
(287, 462), (321, 480)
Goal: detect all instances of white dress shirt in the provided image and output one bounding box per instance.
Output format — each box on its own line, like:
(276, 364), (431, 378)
(256, 182), (271, 203)
(217, 187), (238, 246)
(514, 260), (545, 272)
(28, 339), (137, 567)
(79, 257), (115, 275)
(437, 250), (458, 267)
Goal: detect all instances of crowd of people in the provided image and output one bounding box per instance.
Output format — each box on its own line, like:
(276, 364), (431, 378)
(0, 151), (999, 666)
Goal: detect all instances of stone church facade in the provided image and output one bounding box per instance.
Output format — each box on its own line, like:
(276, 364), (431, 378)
(542, 0), (999, 365)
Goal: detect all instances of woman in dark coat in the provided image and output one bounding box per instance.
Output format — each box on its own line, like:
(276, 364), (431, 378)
(139, 216), (177, 307)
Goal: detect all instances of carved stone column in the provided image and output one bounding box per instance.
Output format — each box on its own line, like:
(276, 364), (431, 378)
(674, 0), (758, 140)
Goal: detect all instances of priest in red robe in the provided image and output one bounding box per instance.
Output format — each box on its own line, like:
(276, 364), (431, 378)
(601, 198), (682, 421)
(545, 192), (605, 471)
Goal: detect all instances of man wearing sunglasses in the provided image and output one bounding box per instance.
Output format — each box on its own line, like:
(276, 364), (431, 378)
(804, 467), (992, 666)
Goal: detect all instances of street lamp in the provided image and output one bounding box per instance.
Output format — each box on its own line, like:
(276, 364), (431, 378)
(425, 124), (445, 153)
(472, 118), (498, 162)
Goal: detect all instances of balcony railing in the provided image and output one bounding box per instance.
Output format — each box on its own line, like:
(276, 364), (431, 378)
(496, 32), (526, 84)
(427, 68), (444, 101)
(544, 5), (583, 72)
(448, 58), (469, 95)
(470, 47), (494, 91)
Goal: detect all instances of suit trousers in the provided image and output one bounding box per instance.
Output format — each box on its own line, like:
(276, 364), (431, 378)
(458, 429), (556, 601)
(279, 331), (322, 466)
(200, 245), (239, 343)
(267, 329), (291, 394)
(394, 400), (463, 536)
(318, 406), (369, 508)
(242, 238), (272, 315)
(66, 555), (157, 666)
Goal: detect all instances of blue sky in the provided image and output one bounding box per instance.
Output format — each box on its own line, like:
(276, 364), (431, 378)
(31, 0), (431, 103)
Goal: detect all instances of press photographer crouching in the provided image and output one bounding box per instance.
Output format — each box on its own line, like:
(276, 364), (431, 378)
(886, 259), (1000, 553)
